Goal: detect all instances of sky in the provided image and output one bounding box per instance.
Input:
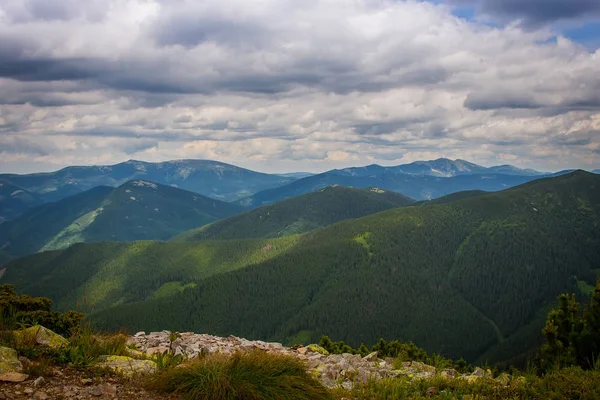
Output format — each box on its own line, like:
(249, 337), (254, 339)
(0, 0), (599, 174)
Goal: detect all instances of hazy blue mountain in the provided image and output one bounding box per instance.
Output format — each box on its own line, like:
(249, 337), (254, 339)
(0, 178), (45, 223)
(593, 169), (600, 174)
(237, 171), (544, 207)
(277, 172), (315, 179)
(331, 158), (545, 178)
(0, 180), (243, 263)
(0, 160), (293, 220)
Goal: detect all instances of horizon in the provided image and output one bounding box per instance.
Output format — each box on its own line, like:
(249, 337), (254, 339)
(1, 0), (599, 174)
(0, 156), (594, 177)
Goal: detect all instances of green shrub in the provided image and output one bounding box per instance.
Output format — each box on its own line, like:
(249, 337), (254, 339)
(0, 284), (84, 336)
(148, 350), (331, 400)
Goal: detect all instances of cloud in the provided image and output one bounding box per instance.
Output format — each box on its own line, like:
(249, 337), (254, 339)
(0, 0), (598, 174)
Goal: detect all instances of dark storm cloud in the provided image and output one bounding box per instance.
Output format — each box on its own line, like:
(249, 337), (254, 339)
(0, 57), (106, 82)
(450, 0), (600, 26)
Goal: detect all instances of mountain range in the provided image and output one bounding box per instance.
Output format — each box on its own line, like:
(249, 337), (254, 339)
(0, 180), (243, 263)
(237, 171), (544, 207)
(0, 159), (293, 221)
(332, 158), (545, 178)
(1, 158), (590, 222)
(174, 186), (415, 241)
(2, 170), (598, 366)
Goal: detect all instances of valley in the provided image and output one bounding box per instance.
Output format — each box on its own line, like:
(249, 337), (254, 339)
(1, 163), (598, 367)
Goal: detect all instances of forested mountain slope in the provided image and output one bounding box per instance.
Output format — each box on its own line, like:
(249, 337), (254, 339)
(0, 180), (243, 263)
(237, 171), (544, 207)
(2, 171), (598, 365)
(174, 186), (415, 241)
(0, 178), (45, 222)
(0, 159), (293, 220)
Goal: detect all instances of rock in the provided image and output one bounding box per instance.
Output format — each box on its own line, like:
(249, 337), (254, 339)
(96, 355), (157, 375)
(341, 380), (353, 390)
(13, 326), (69, 348)
(0, 371), (28, 382)
(440, 368), (459, 378)
(33, 376), (45, 387)
(296, 346), (308, 355)
(426, 386), (438, 397)
(0, 347), (23, 374)
(307, 344), (329, 355)
(410, 361), (436, 373)
(24, 388), (34, 394)
(471, 367), (489, 377)
(459, 375), (481, 384)
(33, 391), (49, 400)
(18, 356), (32, 370)
(363, 351), (378, 362)
(146, 346), (170, 355)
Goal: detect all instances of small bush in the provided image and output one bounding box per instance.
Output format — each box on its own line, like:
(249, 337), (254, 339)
(148, 350), (331, 400)
(0, 284), (84, 336)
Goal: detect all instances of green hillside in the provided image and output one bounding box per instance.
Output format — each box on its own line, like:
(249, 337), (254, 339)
(174, 186), (415, 241)
(2, 171), (599, 365)
(1, 237), (299, 313)
(0, 180), (243, 263)
(0, 178), (45, 222)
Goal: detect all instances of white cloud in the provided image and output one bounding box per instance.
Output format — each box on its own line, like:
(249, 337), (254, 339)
(0, 0), (598, 174)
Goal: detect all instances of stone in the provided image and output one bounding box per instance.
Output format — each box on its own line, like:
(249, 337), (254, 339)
(33, 391), (49, 400)
(33, 376), (45, 387)
(471, 367), (488, 377)
(440, 368), (459, 378)
(426, 386), (438, 397)
(146, 346), (170, 355)
(296, 346), (308, 355)
(363, 351), (378, 362)
(307, 344), (329, 355)
(0, 372), (28, 382)
(96, 355), (157, 375)
(411, 361), (436, 373)
(0, 347), (23, 374)
(14, 326), (69, 348)
(459, 375), (481, 384)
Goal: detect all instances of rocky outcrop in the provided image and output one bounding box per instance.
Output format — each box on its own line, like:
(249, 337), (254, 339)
(96, 355), (157, 376)
(129, 331), (510, 390)
(13, 325), (69, 348)
(0, 346), (28, 383)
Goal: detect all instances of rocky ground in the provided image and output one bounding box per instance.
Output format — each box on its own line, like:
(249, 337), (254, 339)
(0, 368), (160, 400)
(130, 330), (505, 390)
(1, 328), (509, 399)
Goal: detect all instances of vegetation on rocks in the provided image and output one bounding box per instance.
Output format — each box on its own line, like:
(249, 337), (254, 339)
(148, 350), (331, 400)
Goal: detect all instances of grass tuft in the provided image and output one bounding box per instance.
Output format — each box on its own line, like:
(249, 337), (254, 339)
(148, 350), (331, 400)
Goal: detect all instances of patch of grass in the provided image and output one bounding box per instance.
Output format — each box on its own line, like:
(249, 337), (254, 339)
(153, 350), (187, 372)
(148, 350), (331, 400)
(333, 367), (600, 400)
(65, 325), (130, 369)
